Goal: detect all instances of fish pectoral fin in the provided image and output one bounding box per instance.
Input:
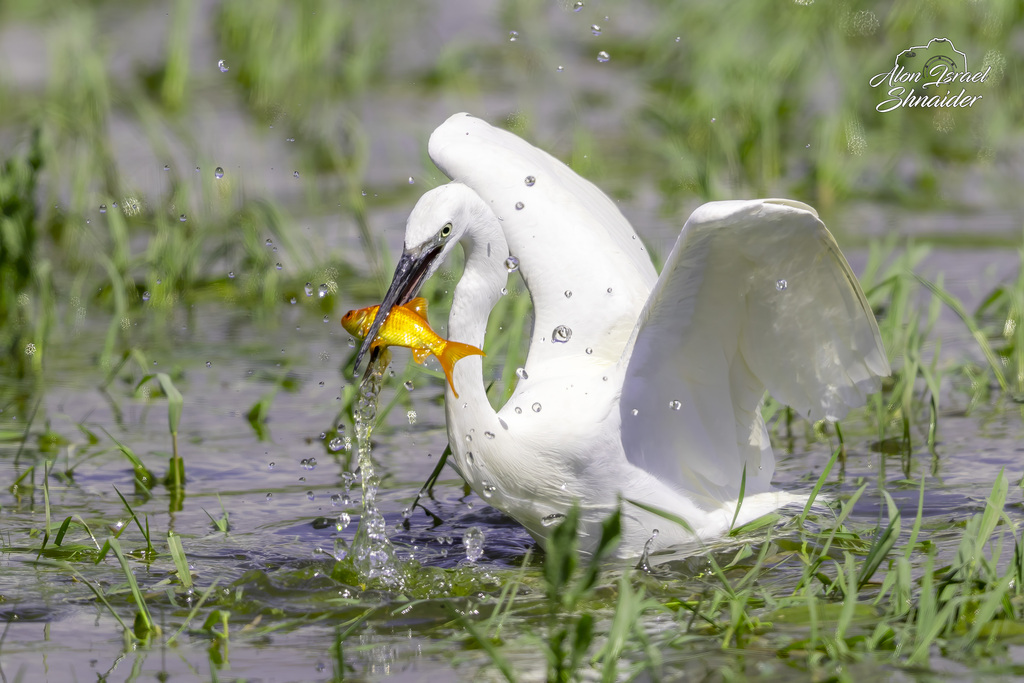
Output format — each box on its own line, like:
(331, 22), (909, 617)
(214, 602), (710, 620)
(407, 297), (429, 318)
(412, 348), (431, 364)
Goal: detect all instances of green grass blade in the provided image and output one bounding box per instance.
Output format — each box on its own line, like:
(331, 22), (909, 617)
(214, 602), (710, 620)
(167, 531), (192, 589)
(446, 603), (516, 683)
(624, 498), (696, 536)
(108, 537), (158, 638)
(166, 579), (221, 644)
(155, 372), (183, 436)
(730, 464), (747, 531)
(857, 490), (900, 589)
(798, 444), (842, 525)
(914, 273), (1008, 391)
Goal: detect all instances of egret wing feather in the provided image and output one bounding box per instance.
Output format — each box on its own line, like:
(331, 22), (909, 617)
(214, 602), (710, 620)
(429, 113), (657, 376)
(620, 199), (889, 505)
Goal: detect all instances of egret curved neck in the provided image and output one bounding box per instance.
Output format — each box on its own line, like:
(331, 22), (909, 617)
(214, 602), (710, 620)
(446, 204), (508, 411)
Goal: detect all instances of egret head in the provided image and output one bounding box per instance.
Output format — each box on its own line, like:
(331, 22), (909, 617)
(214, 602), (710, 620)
(353, 183), (483, 370)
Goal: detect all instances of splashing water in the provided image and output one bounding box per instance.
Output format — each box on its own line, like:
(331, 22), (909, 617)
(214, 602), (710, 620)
(347, 350), (405, 589)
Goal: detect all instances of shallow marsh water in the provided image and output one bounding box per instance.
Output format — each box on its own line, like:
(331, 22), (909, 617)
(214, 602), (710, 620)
(3, 248), (1024, 680)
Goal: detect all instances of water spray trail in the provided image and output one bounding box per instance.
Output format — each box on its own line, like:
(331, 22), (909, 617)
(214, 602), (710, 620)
(349, 350), (404, 589)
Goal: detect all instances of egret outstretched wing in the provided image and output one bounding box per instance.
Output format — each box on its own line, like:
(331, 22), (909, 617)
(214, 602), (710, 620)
(619, 199), (890, 506)
(428, 113), (657, 374)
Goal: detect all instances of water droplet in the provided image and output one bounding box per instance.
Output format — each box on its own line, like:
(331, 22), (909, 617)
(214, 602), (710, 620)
(675, 36), (681, 43)
(532, 402), (542, 413)
(215, 167), (224, 179)
(336, 512), (351, 531)
(228, 271), (235, 278)
(99, 204), (107, 213)
(484, 431), (495, 439)
(481, 482), (496, 498)
(776, 279), (788, 291)
(467, 451), (475, 465)
(330, 493), (342, 506)
(407, 410), (417, 424)
(289, 296), (296, 304)
(631, 408), (639, 416)
(597, 50), (610, 63)
(217, 59), (229, 72)
(407, 176), (415, 185)
(307, 490), (315, 501)
(515, 407), (523, 414)
(464, 526), (485, 562)
(329, 437), (344, 451)
(141, 291), (150, 302)
(515, 367), (528, 380)
(268, 461), (275, 470)
(205, 361), (212, 368)
(542, 513), (566, 527)
(607, 287), (613, 293)
(266, 493), (273, 501)
(347, 338), (355, 348)
(179, 214), (187, 222)
(515, 201), (524, 210)
(163, 164), (170, 171)
(711, 117), (716, 123)
(669, 400), (682, 410)
(465, 434), (473, 443)
(265, 238), (273, 247)
(591, 24), (601, 35)
(573, 1), (583, 11)
(306, 457), (317, 470)
(508, 30), (519, 42)
(524, 175), (536, 186)
(304, 283), (313, 297)
(505, 256), (520, 272)
(194, 166), (200, 173)
(586, 347), (593, 355)
(556, 65), (564, 72)
(500, 287), (508, 296)
(564, 290), (572, 299)
(552, 325), (572, 343)
(318, 284), (328, 298)
(275, 263), (282, 270)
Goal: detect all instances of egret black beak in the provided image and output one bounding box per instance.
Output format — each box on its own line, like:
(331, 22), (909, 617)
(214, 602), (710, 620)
(353, 244), (442, 373)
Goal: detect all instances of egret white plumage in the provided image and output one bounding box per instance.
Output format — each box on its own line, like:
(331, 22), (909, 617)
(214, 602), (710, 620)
(355, 113), (890, 557)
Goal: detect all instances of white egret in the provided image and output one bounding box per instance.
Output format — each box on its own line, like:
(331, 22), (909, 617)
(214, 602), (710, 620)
(356, 113), (889, 556)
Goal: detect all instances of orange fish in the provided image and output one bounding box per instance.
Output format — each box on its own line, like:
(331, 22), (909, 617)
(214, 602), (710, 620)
(341, 297), (484, 398)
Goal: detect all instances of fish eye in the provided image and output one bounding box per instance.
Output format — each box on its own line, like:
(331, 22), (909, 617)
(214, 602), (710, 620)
(440, 222), (453, 238)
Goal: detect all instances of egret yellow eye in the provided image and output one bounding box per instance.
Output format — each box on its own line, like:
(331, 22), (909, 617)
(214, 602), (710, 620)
(440, 222), (453, 238)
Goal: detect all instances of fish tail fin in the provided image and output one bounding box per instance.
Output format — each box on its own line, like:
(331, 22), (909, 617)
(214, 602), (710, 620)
(436, 341), (485, 399)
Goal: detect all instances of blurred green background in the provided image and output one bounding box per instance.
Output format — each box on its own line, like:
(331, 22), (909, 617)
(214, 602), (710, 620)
(0, 0), (1020, 379)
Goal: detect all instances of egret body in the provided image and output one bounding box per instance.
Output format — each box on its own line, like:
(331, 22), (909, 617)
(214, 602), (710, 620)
(357, 114), (890, 556)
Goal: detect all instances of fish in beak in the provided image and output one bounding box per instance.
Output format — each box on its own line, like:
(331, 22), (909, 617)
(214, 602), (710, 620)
(353, 243), (443, 373)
